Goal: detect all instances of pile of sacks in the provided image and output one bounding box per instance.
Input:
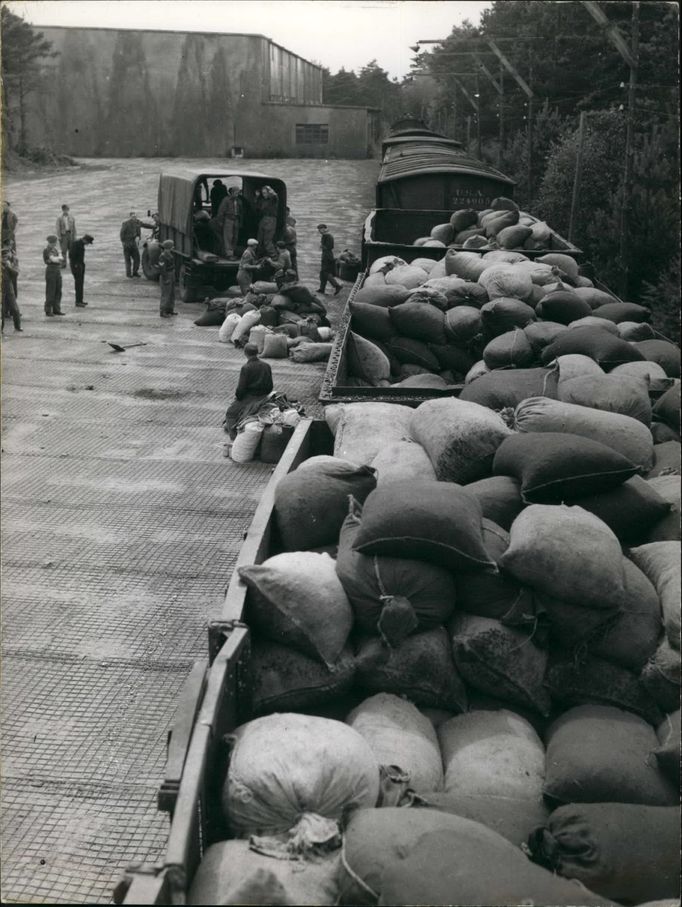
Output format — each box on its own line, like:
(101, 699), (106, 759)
(348, 212), (680, 394)
(189, 395), (680, 906)
(198, 282), (335, 363)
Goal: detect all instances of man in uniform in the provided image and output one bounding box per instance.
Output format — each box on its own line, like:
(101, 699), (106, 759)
(120, 211), (142, 278)
(283, 208), (298, 276)
(2, 201), (18, 250)
(1, 244), (22, 333)
(69, 234), (94, 307)
(223, 343), (274, 441)
(43, 234), (65, 316)
(56, 204), (76, 267)
(236, 238), (261, 295)
(158, 239), (177, 318)
(210, 179), (228, 217)
(256, 185), (278, 257)
(216, 187), (240, 259)
(317, 223), (342, 295)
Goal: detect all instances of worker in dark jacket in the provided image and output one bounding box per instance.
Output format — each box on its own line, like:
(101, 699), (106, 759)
(210, 179), (228, 217)
(2, 201), (17, 250)
(120, 211), (142, 277)
(69, 234), (94, 307)
(1, 245), (22, 332)
(43, 234), (65, 316)
(317, 223), (342, 295)
(158, 239), (177, 317)
(223, 343), (274, 440)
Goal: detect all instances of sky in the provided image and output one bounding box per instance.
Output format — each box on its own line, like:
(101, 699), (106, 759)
(6, 0), (492, 80)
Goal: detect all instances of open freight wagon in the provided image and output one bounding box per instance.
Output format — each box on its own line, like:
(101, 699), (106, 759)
(116, 420), (335, 906)
(115, 396), (680, 904)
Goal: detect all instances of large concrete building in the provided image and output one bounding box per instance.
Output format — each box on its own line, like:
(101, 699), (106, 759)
(28, 27), (380, 158)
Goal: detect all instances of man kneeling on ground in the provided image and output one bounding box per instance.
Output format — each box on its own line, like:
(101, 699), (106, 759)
(223, 343), (274, 441)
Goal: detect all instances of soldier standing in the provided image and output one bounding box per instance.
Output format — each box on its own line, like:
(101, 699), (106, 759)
(317, 224), (342, 295)
(69, 234), (94, 307)
(43, 234), (65, 316)
(1, 245), (22, 332)
(56, 204), (76, 268)
(158, 239), (177, 318)
(120, 211), (142, 278)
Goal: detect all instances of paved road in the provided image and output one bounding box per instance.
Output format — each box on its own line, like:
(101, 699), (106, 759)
(1, 157), (378, 903)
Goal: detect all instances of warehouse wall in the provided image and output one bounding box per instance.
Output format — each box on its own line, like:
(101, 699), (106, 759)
(246, 104), (372, 158)
(25, 27), (370, 158)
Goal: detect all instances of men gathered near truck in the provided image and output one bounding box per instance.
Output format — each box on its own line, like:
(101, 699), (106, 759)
(120, 211), (142, 278)
(69, 234), (94, 307)
(217, 187), (241, 259)
(56, 204), (76, 268)
(210, 179), (228, 217)
(283, 208), (298, 275)
(43, 235), (65, 316)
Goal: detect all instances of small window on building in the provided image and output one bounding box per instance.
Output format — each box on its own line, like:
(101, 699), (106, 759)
(295, 124), (329, 144)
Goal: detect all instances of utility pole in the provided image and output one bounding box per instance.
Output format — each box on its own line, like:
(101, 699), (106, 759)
(466, 115), (471, 148)
(475, 69), (482, 158)
(499, 63), (505, 168)
(452, 87), (458, 141)
(527, 50), (534, 206)
(569, 110), (587, 242)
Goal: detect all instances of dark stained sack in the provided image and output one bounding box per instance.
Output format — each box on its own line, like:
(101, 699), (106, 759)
(480, 297), (536, 338)
(524, 320), (569, 355)
(354, 284), (411, 307)
(640, 638), (680, 714)
(375, 828), (614, 907)
(436, 709), (547, 843)
(188, 841), (340, 906)
(646, 475), (681, 542)
(528, 803), (681, 905)
(652, 421), (681, 443)
(240, 552), (353, 668)
(274, 456), (377, 551)
(537, 290), (592, 325)
(346, 693), (444, 793)
(411, 397), (511, 484)
(385, 336), (440, 371)
(545, 651), (664, 726)
(349, 300), (393, 341)
(464, 475), (524, 531)
(449, 613), (551, 715)
(355, 628), (468, 712)
(558, 373), (652, 425)
(500, 505), (627, 611)
(544, 558), (662, 672)
(335, 501), (456, 646)
(493, 432), (638, 503)
(455, 520), (535, 625)
(444, 305), (482, 343)
(572, 475), (671, 544)
(654, 710), (681, 787)
(388, 302), (446, 345)
(194, 304), (228, 326)
(482, 329), (535, 369)
(541, 325), (646, 369)
(649, 441), (681, 476)
(352, 480), (496, 572)
(459, 367), (558, 410)
(514, 395), (655, 472)
(339, 808), (545, 907)
(427, 342), (476, 376)
(653, 382), (681, 432)
(633, 339), (681, 378)
(442, 280), (489, 308)
(250, 640), (356, 716)
(543, 704), (678, 806)
(591, 301), (652, 323)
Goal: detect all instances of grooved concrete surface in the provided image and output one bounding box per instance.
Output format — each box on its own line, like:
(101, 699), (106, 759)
(1, 157), (378, 903)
